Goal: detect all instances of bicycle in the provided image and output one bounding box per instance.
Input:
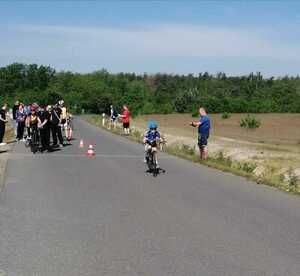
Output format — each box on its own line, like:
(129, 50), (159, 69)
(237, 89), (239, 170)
(29, 126), (40, 154)
(145, 140), (160, 177)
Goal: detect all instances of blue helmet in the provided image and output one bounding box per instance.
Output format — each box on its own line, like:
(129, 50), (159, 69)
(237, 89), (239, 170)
(148, 120), (158, 129)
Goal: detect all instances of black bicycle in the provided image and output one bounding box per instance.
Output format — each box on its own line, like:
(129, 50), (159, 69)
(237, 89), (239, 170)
(145, 140), (160, 177)
(29, 126), (40, 154)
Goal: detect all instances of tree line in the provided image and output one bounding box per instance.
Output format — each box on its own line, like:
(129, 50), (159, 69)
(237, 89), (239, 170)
(1, 63), (300, 115)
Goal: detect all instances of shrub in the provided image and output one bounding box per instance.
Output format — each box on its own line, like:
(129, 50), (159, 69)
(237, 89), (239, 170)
(132, 129), (143, 142)
(215, 151), (232, 167)
(181, 144), (196, 156)
(286, 168), (299, 188)
(192, 111), (199, 117)
(238, 162), (257, 173)
(240, 114), (261, 129)
(142, 102), (156, 114)
(221, 112), (231, 119)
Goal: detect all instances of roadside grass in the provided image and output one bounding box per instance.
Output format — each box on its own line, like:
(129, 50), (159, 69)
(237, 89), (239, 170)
(82, 115), (300, 196)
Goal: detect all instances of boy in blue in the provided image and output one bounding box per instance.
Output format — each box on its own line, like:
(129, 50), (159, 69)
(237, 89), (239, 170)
(190, 107), (211, 160)
(143, 120), (161, 167)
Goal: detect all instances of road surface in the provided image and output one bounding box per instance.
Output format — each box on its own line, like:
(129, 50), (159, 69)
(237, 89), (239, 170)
(0, 118), (300, 276)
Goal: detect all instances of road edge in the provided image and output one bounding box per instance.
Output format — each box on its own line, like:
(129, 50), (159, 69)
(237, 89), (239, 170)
(0, 151), (10, 192)
(81, 115), (300, 197)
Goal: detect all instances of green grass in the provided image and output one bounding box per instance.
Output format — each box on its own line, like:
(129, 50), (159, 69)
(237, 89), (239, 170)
(240, 114), (261, 129)
(221, 112), (231, 119)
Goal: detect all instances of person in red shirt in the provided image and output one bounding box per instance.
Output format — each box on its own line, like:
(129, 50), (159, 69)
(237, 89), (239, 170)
(120, 105), (130, 135)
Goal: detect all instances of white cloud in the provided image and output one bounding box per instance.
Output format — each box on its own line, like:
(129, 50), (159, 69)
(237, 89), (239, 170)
(1, 23), (300, 74)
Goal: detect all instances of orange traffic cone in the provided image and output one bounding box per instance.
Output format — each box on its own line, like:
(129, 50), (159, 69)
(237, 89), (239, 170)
(79, 139), (84, 149)
(86, 144), (95, 157)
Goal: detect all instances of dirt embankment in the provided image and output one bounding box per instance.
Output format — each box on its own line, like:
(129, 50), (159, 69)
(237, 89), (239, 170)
(131, 114), (300, 181)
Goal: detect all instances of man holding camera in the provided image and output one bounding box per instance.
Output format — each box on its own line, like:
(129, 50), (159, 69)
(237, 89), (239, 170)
(190, 107), (211, 160)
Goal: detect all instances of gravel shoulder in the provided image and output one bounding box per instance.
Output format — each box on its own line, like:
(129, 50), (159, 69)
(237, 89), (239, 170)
(0, 122), (14, 192)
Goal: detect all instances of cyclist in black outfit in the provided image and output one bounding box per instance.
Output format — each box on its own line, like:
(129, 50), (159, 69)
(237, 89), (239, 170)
(51, 104), (64, 147)
(0, 104), (8, 145)
(38, 106), (51, 152)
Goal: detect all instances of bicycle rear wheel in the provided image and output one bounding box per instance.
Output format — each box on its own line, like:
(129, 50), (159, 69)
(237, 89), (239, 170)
(152, 152), (158, 177)
(30, 130), (39, 153)
(146, 151), (154, 172)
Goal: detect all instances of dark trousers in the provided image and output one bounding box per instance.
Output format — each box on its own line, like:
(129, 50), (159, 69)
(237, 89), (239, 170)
(17, 121), (25, 140)
(0, 123), (5, 143)
(40, 127), (50, 151)
(51, 124), (64, 145)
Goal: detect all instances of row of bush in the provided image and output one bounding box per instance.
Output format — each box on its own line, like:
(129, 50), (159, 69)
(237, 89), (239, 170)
(1, 63), (300, 115)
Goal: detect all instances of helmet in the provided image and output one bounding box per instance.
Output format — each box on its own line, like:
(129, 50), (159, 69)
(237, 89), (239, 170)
(148, 120), (158, 130)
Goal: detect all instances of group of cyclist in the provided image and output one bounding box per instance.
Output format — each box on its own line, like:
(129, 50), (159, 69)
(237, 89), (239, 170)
(12, 100), (73, 153)
(5, 99), (210, 166)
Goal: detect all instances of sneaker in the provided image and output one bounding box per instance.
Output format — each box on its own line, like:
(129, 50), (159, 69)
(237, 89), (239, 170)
(144, 157), (147, 163)
(59, 144), (64, 148)
(0, 142), (7, 146)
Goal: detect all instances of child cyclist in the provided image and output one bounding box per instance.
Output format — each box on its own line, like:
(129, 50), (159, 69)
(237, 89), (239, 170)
(143, 120), (161, 168)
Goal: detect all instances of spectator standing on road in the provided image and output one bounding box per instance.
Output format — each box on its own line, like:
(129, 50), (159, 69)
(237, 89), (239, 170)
(190, 107), (211, 160)
(120, 105), (131, 135)
(0, 104), (8, 146)
(58, 100), (68, 138)
(12, 100), (19, 137)
(66, 112), (73, 141)
(51, 104), (64, 147)
(38, 105), (51, 152)
(16, 103), (26, 141)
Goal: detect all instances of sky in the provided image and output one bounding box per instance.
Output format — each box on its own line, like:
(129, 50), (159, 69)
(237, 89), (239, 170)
(0, 0), (300, 76)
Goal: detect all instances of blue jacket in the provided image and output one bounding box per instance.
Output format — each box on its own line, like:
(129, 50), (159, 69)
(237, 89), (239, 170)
(144, 130), (161, 142)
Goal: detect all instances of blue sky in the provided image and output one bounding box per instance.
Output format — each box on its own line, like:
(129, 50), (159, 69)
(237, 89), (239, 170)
(1, 1), (300, 76)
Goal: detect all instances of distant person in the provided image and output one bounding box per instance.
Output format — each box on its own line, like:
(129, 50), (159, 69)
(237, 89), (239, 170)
(12, 100), (19, 137)
(66, 112), (73, 141)
(51, 104), (64, 147)
(102, 113), (106, 127)
(27, 105), (40, 139)
(24, 104), (30, 116)
(120, 105), (130, 135)
(0, 104), (8, 146)
(110, 105), (118, 129)
(16, 103), (26, 141)
(58, 100), (68, 138)
(190, 107), (211, 160)
(38, 105), (51, 152)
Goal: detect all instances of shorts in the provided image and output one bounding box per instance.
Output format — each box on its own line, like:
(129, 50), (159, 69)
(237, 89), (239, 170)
(198, 134), (209, 148)
(67, 121), (73, 130)
(145, 144), (157, 153)
(123, 122), (130, 129)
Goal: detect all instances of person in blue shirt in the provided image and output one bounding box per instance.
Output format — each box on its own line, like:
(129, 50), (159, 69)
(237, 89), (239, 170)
(143, 120), (161, 167)
(190, 107), (211, 160)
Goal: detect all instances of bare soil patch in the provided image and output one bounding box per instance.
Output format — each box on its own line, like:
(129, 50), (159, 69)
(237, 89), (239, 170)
(134, 113), (300, 146)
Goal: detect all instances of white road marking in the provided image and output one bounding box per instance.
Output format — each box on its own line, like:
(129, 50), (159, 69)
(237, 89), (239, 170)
(11, 153), (173, 159)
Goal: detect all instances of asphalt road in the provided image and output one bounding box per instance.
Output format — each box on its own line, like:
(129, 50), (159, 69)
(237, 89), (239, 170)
(0, 118), (300, 276)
